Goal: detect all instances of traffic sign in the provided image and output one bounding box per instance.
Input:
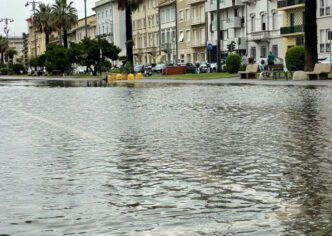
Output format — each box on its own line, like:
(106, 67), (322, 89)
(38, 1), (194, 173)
(207, 43), (213, 50)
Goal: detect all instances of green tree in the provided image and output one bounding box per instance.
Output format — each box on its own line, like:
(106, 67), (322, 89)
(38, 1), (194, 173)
(28, 57), (38, 71)
(285, 46), (305, 71)
(34, 3), (55, 48)
(0, 36), (9, 63)
(304, 1), (318, 70)
(226, 54), (241, 74)
(44, 43), (71, 74)
(68, 37), (121, 75)
(52, 0), (78, 48)
(116, 0), (143, 70)
(5, 48), (17, 68)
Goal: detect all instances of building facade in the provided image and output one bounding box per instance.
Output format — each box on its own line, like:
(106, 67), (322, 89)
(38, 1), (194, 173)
(7, 37), (25, 64)
(245, 0), (283, 61)
(206, 0), (247, 62)
(68, 15), (96, 43)
(27, 19), (46, 58)
(317, 0), (332, 59)
(177, 0), (207, 63)
(158, 0), (177, 64)
(132, 0), (160, 64)
(277, 0), (305, 58)
(93, 0), (126, 57)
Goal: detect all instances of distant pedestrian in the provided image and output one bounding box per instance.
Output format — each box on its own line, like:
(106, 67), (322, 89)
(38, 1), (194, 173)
(268, 51), (275, 71)
(259, 56), (265, 71)
(248, 55), (254, 64)
(242, 53), (248, 65)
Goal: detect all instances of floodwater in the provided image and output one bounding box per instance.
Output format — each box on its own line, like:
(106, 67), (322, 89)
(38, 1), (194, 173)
(0, 79), (331, 236)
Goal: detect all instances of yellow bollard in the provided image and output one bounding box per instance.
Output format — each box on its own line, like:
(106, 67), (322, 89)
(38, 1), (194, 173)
(116, 74), (122, 80)
(136, 73), (142, 79)
(107, 75), (112, 83)
(128, 74), (134, 80)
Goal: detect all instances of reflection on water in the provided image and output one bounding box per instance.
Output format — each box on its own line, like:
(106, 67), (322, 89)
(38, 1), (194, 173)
(0, 80), (331, 235)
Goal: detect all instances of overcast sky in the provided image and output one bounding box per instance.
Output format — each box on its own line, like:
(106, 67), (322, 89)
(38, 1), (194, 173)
(0, 0), (95, 37)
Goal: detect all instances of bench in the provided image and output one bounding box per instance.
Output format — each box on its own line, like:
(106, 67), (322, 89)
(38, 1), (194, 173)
(306, 63), (332, 80)
(239, 64), (258, 79)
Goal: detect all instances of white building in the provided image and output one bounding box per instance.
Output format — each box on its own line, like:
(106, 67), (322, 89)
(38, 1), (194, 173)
(245, 0), (283, 61)
(93, 0), (126, 57)
(317, 0), (332, 59)
(206, 0), (247, 61)
(158, 0), (177, 64)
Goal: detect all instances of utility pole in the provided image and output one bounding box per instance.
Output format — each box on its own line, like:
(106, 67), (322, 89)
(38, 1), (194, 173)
(0, 18), (14, 40)
(25, 1), (41, 58)
(216, 0), (221, 72)
(84, 0), (88, 38)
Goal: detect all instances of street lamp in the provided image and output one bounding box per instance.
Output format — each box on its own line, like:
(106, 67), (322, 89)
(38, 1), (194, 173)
(84, 0), (88, 38)
(0, 18), (14, 40)
(25, 1), (41, 58)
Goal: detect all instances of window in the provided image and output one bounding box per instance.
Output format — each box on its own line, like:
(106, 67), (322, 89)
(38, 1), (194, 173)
(180, 54), (184, 63)
(179, 10), (184, 21)
(272, 12), (278, 30)
(251, 16), (255, 32)
(186, 30), (190, 41)
(261, 46), (266, 58)
(156, 14), (159, 24)
(186, 54), (191, 63)
(102, 12), (104, 18)
(110, 8), (113, 18)
(179, 31), (184, 42)
(166, 8), (170, 23)
(296, 36), (304, 46)
(250, 47), (256, 61)
(261, 15), (266, 31)
(98, 13), (100, 19)
(166, 31), (170, 43)
(186, 9), (190, 21)
(272, 45), (278, 58)
(171, 6), (175, 22)
(106, 11), (108, 17)
(161, 10), (165, 24)
(320, 0), (325, 16)
(326, 0), (331, 15)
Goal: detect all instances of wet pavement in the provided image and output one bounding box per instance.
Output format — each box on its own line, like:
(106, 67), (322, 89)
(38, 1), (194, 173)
(0, 78), (331, 235)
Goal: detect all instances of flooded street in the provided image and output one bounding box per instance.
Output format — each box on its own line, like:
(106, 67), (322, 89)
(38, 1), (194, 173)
(0, 79), (331, 235)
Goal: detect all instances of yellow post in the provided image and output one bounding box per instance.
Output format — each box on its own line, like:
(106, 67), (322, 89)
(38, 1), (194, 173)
(116, 74), (122, 80)
(128, 74), (134, 80)
(136, 73), (142, 79)
(107, 75), (112, 83)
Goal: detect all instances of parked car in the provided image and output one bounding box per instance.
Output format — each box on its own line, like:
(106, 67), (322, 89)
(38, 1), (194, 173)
(184, 63), (196, 73)
(134, 64), (144, 73)
(209, 60), (227, 72)
(199, 63), (209, 73)
(152, 64), (165, 73)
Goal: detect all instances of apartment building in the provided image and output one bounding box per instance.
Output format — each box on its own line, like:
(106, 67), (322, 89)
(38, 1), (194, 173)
(177, 0), (207, 63)
(317, 0), (332, 59)
(158, 0), (177, 64)
(245, 0), (283, 61)
(68, 15), (96, 43)
(206, 0), (246, 62)
(27, 19), (47, 57)
(7, 37), (24, 63)
(93, 0), (126, 57)
(277, 0), (305, 58)
(132, 0), (160, 64)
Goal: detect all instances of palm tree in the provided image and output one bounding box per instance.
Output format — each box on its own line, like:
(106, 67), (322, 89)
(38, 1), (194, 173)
(52, 0), (78, 48)
(304, 1), (318, 71)
(0, 36), (9, 63)
(34, 3), (54, 48)
(117, 0), (143, 68)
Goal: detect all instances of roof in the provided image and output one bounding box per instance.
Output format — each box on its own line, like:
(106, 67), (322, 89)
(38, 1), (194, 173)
(157, 1), (175, 8)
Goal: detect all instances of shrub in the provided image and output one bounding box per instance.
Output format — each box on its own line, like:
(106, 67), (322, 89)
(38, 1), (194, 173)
(0, 62), (6, 68)
(285, 46), (305, 71)
(44, 43), (71, 74)
(110, 68), (121, 73)
(121, 61), (132, 74)
(239, 64), (247, 71)
(97, 60), (112, 72)
(13, 64), (26, 75)
(226, 54), (241, 73)
(0, 67), (9, 75)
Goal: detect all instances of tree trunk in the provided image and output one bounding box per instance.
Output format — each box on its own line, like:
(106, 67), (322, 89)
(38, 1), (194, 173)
(304, 1), (317, 71)
(45, 33), (50, 48)
(0, 52), (3, 63)
(63, 29), (68, 48)
(125, 7), (134, 72)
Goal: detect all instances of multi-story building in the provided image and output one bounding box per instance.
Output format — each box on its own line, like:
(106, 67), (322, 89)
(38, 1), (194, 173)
(177, 0), (207, 63)
(68, 14), (96, 43)
(7, 37), (25, 63)
(27, 18), (46, 57)
(93, 0), (126, 57)
(206, 0), (247, 62)
(317, 0), (332, 59)
(158, 0), (177, 64)
(132, 0), (160, 64)
(22, 33), (29, 65)
(245, 0), (283, 61)
(277, 0), (305, 58)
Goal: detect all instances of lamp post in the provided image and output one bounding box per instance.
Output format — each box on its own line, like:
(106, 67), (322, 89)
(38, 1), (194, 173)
(216, 0), (221, 72)
(25, 1), (41, 58)
(84, 0), (88, 38)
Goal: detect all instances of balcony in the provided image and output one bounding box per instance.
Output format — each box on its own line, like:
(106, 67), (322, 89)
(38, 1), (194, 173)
(191, 40), (206, 48)
(189, 0), (206, 5)
(207, 0), (244, 11)
(221, 17), (242, 29)
(160, 43), (171, 51)
(191, 17), (205, 26)
(277, 0), (305, 10)
(280, 24), (304, 35)
(226, 37), (247, 50)
(250, 31), (271, 41)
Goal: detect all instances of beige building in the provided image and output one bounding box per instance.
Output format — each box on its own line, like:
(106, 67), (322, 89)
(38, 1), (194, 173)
(7, 37), (25, 63)
(177, 0), (206, 64)
(27, 19), (47, 58)
(132, 0), (160, 64)
(68, 15), (96, 43)
(317, 0), (332, 59)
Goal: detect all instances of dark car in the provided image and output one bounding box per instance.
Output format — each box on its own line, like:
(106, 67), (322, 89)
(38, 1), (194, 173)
(184, 63), (197, 73)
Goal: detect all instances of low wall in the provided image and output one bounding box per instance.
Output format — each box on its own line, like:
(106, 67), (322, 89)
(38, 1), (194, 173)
(165, 66), (185, 75)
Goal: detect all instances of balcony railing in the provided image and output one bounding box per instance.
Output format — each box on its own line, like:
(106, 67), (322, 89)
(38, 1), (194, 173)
(192, 40), (206, 47)
(160, 43), (171, 51)
(277, 0), (305, 9)
(280, 24), (304, 35)
(250, 31), (271, 41)
(191, 17), (205, 26)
